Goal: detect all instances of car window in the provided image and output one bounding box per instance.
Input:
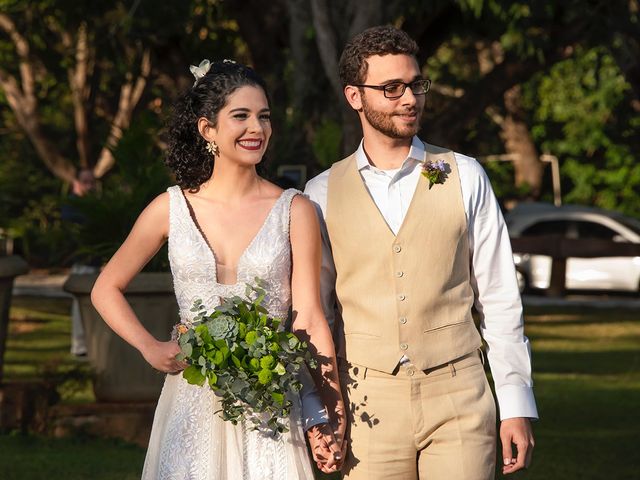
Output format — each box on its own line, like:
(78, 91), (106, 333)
(575, 221), (621, 241)
(521, 220), (569, 236)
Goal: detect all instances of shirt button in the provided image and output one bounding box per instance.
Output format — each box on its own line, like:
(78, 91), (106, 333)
(399, 317), (408, 324)
(393, 245), (402, 253)
(400, 343), (408, 351)
(397, 294), (406, 301)
(396, 271), (404, 277)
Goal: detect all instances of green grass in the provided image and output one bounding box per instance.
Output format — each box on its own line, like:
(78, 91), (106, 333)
(3, 297), (95, 402)
(0, 433), (144, 480)
(1, 297), (639, 479)
(520, 308), (640, 480)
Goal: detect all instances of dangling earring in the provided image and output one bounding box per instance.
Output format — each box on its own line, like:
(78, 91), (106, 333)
(206, 140), (219, 156)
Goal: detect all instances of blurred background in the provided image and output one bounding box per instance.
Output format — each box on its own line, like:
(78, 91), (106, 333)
(0, 1), (638, 479)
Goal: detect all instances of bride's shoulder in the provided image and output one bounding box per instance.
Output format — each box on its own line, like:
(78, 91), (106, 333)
(290, 193), (317, 223)
(139, 191), (171, 219)
(150, 190), (171, 209)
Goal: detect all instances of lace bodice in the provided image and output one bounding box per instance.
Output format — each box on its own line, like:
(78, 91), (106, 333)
(168, 186), (299, 325)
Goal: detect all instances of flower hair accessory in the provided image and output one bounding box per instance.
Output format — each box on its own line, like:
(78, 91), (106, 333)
(421, 159), (448, 189)
(190, 59), (211, 86)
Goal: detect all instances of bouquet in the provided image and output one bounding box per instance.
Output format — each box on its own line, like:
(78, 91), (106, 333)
(175, 280), (316, 435)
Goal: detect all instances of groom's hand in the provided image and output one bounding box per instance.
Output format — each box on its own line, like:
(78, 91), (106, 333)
(307, 422), (345, 473)
(500, 417), (534, 474)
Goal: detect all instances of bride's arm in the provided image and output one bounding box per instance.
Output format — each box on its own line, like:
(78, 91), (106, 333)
(289, 195), (346, 463)
(91, 192), (182, 373)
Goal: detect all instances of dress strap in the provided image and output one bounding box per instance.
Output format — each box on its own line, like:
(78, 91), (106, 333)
(166, 186), (189, 239)
(280, 188), (301, 235)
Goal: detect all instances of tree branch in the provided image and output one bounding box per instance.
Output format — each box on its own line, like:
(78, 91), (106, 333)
(310, 0), (342, 101)
(69, 22), (91, 168)
(0, 13), (35, 109)
(94, 48), (151, 178)
(0, 13), (75, 183)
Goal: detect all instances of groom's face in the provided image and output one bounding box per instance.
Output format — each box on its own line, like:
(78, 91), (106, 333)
(358, 54), (425, 139)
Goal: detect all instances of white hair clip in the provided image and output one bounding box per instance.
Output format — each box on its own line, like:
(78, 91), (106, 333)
(189, 59), (211, 86)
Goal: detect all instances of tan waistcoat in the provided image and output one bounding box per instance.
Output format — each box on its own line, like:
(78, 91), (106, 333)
(325, 143), (482, 373)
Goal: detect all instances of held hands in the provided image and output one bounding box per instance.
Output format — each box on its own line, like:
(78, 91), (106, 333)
(500, 417), (535, 475)
(141, 340), (187, 373)
(306, 422), (347, 474)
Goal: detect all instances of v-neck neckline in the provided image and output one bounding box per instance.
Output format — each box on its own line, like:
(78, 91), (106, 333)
(179, 189), (289, 286)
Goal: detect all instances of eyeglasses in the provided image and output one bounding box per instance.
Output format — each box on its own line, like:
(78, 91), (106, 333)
(352, 79), (431, 99)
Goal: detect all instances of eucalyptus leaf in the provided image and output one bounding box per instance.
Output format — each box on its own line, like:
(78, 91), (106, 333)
(183, 365), (205, 386)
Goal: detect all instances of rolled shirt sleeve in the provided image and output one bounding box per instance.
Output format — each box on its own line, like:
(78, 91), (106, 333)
(298, 364), (330, 430)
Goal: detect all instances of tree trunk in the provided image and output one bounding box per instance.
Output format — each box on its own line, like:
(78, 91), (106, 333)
(500, 85), (544, 199)
(309, 0), (381, 155)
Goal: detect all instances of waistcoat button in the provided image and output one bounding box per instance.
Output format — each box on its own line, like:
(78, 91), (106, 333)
(399, 317), (408, 324)
(400, 343), (408, 350)
(397, 294), (406, 301)
(396, 271), (404, 277)
(393, 245), (402, 253)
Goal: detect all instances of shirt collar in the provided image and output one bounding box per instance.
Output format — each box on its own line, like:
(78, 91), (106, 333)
(355, 136), (426, 171)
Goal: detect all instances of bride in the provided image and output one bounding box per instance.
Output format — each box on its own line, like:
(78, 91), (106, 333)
(91, 59), (345, 479)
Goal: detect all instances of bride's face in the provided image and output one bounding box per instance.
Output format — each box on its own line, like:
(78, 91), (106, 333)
(211, 85), (272, 167)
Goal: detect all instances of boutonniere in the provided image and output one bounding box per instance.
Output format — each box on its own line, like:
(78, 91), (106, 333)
(421, 159), (448, 189)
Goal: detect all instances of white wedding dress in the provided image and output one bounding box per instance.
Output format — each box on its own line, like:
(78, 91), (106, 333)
(141, 186), (315, 480)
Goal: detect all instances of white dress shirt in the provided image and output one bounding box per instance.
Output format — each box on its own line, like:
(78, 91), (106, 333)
(304, 136), (539, 420)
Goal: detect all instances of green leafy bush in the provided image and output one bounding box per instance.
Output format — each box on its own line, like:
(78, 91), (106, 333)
(70, 115), (172, 271)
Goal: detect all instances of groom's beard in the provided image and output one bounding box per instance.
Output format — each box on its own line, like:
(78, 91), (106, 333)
(361, 96), (423, 139)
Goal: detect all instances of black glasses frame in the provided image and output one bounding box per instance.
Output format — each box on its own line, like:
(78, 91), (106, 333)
(352, 79), (432, 99)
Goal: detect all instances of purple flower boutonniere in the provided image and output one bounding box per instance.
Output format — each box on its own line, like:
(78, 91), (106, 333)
(421, 159), (448, 189)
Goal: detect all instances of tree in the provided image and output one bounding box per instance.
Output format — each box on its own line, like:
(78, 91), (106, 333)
(0, 1), (209, 183)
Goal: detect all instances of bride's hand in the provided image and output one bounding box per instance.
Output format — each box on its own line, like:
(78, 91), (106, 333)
(307, 422), (346, 473)
(141, 340), (186, 373)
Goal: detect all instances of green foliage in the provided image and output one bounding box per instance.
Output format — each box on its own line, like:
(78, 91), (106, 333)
(529, 47), (640, 217)
(2, 0), (639, 262)
(0, 138), (78, 266)
(177, 280), (316, 436)
(69, 114), (172, 271)
(311, 119), (342, 168)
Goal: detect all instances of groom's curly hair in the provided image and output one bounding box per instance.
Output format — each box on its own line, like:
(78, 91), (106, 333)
(339, 25), (419, 88)
(165, 61), (269, 192)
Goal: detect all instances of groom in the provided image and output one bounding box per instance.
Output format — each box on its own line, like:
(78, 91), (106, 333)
(305, 25), (538, 479)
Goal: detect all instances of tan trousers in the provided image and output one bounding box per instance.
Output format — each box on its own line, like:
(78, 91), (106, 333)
(341, 351), (496, 480)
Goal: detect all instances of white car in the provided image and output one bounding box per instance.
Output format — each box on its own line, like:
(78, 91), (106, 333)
(505, 203), (640, 292)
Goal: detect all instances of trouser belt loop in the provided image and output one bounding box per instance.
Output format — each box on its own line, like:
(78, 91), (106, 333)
(478, 347), (486, 366)
(449, 362), (456, 377)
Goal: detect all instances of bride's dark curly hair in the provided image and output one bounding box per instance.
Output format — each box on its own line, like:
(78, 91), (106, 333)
(165, 61), (269, 191)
